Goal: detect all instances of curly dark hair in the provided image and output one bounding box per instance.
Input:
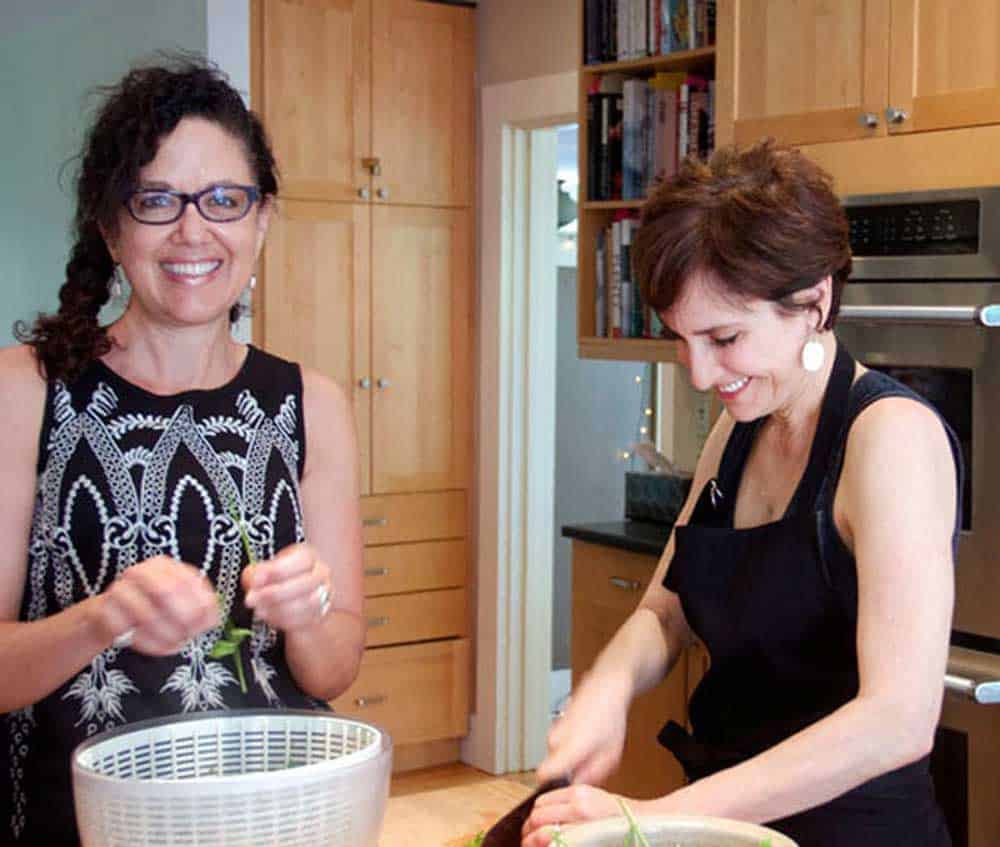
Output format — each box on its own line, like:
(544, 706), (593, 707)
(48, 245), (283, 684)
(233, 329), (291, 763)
(16, 54), (279, 383)
(632, 138), (852, 332)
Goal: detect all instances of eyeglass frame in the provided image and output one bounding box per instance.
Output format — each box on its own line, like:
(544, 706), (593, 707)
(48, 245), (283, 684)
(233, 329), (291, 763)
(122, 184), (262, 225)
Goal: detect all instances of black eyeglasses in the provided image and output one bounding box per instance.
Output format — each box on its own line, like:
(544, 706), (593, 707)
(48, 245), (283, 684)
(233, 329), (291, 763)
(124, 184), (261, 225)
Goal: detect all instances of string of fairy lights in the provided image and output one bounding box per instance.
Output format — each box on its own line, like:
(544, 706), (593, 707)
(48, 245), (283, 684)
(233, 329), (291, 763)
(619, 363), (656, 467)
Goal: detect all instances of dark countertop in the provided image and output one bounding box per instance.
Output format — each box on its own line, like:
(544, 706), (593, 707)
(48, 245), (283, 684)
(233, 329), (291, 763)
(562, 520), (673, 557)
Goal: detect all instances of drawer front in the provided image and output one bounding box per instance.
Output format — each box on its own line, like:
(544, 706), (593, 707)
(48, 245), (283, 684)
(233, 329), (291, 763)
(331, 639), (470, 745)
(572, 540), (658, 618)
(361, 490), (466, 545)
(363, 539), (466, 596)
(365, 588), (467, 647)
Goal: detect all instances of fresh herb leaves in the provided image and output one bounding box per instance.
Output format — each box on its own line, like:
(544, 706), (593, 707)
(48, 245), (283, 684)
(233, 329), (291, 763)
(208, 503), (255, 693)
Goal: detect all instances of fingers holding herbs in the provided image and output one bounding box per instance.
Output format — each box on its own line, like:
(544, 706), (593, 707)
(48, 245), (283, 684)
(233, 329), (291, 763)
(521, 785), (632, 846)
(96, 556), (219, 656)
(242, 542), (334, 632)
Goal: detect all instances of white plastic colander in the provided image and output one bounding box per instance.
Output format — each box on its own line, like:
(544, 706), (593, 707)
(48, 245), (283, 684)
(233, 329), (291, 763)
(71, 709), (392, 847)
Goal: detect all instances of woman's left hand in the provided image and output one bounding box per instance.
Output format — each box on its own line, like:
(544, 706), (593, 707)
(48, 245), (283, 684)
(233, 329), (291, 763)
(521, 784), (628, 846)
(242, 542), (333, 632)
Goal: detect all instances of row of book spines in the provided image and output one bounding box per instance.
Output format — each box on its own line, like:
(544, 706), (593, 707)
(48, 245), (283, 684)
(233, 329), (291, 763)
(587, 72), (714, 203)
(594, 213), (665, 339)
(584, 0), (716, 66)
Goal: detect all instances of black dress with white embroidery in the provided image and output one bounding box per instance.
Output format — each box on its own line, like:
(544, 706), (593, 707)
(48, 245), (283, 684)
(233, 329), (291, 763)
(2, 346), (327, 845)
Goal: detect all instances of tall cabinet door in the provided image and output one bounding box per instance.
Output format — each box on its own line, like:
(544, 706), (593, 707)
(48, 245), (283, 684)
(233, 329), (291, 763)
(728, 0), (890, 146)
(370, 206), (471, 493)
(258, 0), (371, 203)
(370, 0), (474, 207)
(259, 201), (373, 494)
(888, 0), (1000, 134)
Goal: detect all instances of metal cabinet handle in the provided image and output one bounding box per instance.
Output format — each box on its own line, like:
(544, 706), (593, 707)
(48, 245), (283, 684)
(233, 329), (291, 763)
(358, 377), (371, 389)
(354, 694), (386, 707)
(858, 111), (879, 129)
(839, 304), (1000, 327)
(376, 187), (389, 200)
(945, 673), (1000, 704)
(376, 377), (391, 389)
(885, 106), (909, 125)
(363, 517), (388, 527)
(609, 576), (642, 592)
(367, 616), (390, 628)
(358, 186), (371, 200)
(364, 567), (391, 577)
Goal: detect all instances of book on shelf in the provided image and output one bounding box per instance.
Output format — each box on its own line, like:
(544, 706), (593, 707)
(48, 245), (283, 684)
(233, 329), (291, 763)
(587, 70), (714, 201)
(583, 0), (716, 66)
(595, 212), (667, 339)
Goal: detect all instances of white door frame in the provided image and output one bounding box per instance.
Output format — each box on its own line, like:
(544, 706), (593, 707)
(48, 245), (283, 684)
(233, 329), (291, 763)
(463, 71), (578, 774)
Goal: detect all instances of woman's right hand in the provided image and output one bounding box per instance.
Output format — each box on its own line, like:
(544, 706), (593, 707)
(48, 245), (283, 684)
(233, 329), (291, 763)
(536, 667), (632, 786)
(92, 556), (220, 656)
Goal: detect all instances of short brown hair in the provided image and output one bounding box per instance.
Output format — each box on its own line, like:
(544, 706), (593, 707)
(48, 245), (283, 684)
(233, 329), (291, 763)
(633, 138), (851, 330)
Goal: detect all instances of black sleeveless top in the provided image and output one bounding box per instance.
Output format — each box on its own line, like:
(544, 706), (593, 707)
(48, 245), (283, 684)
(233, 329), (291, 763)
(660, 341), (962, 846)
(2, 346), (328, 845)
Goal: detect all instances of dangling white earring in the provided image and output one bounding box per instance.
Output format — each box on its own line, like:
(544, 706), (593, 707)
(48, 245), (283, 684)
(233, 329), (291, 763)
(109, 264), (125, 299)
(249, 274), (257, 290)
(801, 334), (825, 372)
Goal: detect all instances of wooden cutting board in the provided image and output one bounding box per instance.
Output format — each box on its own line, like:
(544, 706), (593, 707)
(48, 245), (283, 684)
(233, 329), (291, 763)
(379, 778), (534, 846)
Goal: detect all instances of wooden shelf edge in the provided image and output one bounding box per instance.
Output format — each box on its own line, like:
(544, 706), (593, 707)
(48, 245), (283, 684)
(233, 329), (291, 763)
(580, 47), (716, 76)
(583, 199), (647, 211)
(578, 337), (682, 363)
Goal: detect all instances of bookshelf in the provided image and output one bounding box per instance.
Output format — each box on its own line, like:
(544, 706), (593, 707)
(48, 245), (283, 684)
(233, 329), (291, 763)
(576, 1), (716, 362)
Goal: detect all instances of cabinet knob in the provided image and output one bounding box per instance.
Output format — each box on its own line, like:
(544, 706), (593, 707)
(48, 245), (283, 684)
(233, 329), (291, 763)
(376, 187), (390, 201)
(609, 576), (642, 592)
(367, 615), (390, 628)
(354, 694), (386, 707)
(364, 566), (391, 577)
(358, 186), (371, 200)
(358, 377), (371, 389)
(885, 106), (909, 125)
(377, 377), (391, 389)
(858, 111), (879, 129)
(362, 517), (388, 527)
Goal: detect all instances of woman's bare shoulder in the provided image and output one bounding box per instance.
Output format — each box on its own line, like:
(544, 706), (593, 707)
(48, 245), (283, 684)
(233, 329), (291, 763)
(0, 344), (46, 404)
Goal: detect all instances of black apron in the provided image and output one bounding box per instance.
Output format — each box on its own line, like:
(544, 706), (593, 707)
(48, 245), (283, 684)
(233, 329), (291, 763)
(660, 342), (953, 846)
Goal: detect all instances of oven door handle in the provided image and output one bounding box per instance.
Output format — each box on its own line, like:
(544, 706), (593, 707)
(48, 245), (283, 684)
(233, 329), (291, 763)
(944, 673), (1000, 704)
(838, 304), (1000, 327)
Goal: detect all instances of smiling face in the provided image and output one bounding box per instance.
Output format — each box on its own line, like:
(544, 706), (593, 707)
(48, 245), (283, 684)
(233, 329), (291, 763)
(662, 271), (831, 422)
(104, 116), (271, 330)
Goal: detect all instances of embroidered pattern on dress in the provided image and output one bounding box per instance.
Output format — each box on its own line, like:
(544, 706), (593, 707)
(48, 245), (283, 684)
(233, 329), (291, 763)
(7, 376), (304, 838)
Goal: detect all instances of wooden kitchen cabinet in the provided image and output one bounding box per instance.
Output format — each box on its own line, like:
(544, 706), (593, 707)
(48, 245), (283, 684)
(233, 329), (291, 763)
(724, 0), (1000, 148)
(253, 0), (476, 771)
(259, 203), (472, 496)
(572, 540), (691, 799)
(254, 0), (472, 208)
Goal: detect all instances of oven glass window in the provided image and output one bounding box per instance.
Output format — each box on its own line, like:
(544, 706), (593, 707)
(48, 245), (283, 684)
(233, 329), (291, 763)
(861, 365), (972, 531)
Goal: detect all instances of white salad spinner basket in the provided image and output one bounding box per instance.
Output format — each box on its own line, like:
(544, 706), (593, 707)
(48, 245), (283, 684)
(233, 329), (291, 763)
(71, 709), (392, 847)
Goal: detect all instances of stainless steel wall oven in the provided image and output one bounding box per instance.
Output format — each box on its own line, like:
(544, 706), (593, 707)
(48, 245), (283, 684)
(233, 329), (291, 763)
(840, 187), (1000, 847)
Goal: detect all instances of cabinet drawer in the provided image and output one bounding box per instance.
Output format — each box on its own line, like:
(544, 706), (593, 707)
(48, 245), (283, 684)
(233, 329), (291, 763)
(331, 639), (470, 745)
(363, 539), (466, 596)
(365, 588), (467, 647)
(361, 491), (466, 545)
(572, 540), (658, 618)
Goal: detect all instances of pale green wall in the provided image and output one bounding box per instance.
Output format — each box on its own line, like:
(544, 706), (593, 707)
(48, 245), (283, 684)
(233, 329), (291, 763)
(0, 0), (206, 346)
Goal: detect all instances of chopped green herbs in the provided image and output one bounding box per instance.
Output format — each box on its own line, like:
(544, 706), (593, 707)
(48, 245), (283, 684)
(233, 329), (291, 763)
(208, 503), (255, 693)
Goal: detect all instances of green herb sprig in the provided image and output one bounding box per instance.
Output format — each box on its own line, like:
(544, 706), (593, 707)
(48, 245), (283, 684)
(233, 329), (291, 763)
(617, 799), (651, 847)
(208, 503), (255, 693)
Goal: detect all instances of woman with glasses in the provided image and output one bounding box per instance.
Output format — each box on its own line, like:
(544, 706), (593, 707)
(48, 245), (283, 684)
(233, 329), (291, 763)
(0, 58), (364, 844)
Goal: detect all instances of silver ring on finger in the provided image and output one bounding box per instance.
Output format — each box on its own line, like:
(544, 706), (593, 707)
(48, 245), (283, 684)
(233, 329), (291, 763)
(112, 628), (135, 649)
(315, 584), (331, 618)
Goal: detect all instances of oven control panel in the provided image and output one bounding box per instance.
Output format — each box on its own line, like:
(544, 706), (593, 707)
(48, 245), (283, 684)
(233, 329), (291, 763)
(847, 199), (979, 256)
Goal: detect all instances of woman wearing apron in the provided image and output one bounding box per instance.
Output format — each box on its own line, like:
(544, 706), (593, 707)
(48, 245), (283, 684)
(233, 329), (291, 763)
(523, 140), (960, 846)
